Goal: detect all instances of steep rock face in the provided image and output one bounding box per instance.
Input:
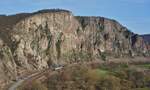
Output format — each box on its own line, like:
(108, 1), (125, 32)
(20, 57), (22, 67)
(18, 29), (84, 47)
(0, 9), (149, 87)
(141, 34), (150, 50)
(11, 11), (149, 70)
(11, 11), (80, 70)
(141, 34), (150, 44)
(0, 39), (16, 87)
(76, 16), (149, 57)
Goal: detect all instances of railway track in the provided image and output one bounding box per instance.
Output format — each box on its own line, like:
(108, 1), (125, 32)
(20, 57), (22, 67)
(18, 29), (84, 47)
(8, 69), (50, 90)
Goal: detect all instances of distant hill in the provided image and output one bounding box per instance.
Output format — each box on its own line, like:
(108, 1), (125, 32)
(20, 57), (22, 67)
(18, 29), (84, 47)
(141, 34), (150, 44)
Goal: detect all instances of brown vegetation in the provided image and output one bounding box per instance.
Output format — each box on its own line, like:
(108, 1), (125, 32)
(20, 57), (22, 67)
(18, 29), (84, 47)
(18, 64), (150, 90)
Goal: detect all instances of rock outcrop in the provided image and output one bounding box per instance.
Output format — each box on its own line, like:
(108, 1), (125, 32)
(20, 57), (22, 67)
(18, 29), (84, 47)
(141, 34), (150, 44)
(0, 9), (149, 87)
(141, 34), (150, 51)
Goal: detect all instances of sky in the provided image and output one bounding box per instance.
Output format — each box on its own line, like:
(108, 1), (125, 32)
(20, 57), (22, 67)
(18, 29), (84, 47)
(0, 0), (150, 34)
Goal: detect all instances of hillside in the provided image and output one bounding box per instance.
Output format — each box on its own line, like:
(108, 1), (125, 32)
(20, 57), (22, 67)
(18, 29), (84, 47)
(141, 34), (150, 44)
(0, 9), (150, 89)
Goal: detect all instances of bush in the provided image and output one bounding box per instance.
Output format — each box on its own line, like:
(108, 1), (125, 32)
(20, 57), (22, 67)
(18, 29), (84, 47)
(46, 65), (90, 90)
(96, 76), (121, 90)
(101, 53), (106, 61)
(46, 73), (61, 90)
(44, 64), (149, 90)
(85, 69), (101, 82)
(98, 51), (107, 61)
(18, 81), (47, 90)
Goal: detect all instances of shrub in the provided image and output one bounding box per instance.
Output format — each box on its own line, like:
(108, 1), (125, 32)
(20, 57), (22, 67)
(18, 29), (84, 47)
(125, 69), (145, 88)
(97, 50), (107, 61)
(101, 53), (106, 61)
(145, 74), (150, 87)
(95, 76), (121, 90)
(46, 73), (61, 90)
(85, 69), (101, 82)
(18, 81), (47, 90)
(44, 63), (149, 90)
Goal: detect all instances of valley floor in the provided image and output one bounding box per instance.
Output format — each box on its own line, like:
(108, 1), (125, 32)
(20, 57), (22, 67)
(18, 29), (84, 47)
(7, 57), (150, 90)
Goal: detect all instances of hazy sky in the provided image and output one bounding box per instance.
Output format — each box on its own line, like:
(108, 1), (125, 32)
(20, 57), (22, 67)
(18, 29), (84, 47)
(0, 0), (149, 34)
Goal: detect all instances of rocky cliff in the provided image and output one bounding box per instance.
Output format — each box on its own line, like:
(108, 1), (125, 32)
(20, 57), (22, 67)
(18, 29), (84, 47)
(141, 34), (150, 51)
(0, 9), (149, 87)
(141, 34), (150, 44)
